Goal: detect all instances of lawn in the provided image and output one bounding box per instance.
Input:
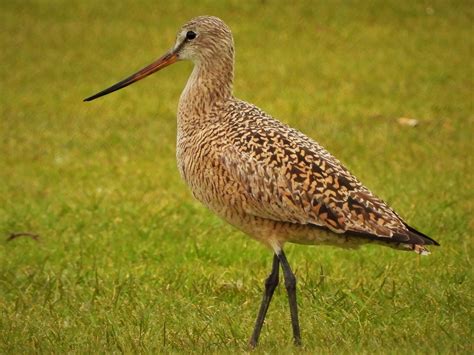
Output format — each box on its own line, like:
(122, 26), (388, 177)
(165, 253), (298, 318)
(0, 0), (472, 353)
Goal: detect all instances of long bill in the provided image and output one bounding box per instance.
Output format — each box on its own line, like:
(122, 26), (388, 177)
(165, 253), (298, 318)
(83, 50), (179, 102)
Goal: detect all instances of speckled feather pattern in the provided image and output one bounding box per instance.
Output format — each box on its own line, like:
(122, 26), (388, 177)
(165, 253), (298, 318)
(174, 16), (437, 254)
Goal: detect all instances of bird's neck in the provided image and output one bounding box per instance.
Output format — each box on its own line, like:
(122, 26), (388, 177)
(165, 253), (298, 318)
(178, 59), (234, 129)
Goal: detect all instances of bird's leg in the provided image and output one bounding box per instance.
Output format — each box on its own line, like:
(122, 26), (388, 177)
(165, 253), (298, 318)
(249, 253), (280, 348)
(277, 250), (302, 346)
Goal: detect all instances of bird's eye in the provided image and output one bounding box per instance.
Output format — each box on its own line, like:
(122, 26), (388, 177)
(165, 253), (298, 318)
(186, 31), (197, 40)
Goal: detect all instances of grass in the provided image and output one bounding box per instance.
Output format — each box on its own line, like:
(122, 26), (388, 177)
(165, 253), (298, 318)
(0, 0), (472, 353)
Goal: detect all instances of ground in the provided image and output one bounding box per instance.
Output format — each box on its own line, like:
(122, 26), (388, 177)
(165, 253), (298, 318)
(0, 0), (472, 353)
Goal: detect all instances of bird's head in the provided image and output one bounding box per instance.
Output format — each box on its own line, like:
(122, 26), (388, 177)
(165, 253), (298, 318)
(174, 16), (234, 63)
(84, 16), (233, 102)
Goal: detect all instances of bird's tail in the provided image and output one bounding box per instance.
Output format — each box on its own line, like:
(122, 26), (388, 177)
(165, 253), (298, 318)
(404, 224), (439, 256)
(412, 244), (431, 255)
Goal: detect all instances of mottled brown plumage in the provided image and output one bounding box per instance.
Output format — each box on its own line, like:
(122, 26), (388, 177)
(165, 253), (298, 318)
(85, 15), (439, 347)
(174, 16), (438, 254)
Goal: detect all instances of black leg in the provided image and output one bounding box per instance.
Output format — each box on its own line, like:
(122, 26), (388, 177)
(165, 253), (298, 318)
(277, 250), (302, 346)
(249, 254), (280, 348)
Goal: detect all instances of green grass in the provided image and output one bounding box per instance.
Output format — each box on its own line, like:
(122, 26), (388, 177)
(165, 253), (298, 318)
(1, 0), (472, 353)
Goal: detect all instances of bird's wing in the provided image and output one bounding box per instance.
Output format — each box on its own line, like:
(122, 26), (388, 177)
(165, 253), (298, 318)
(219, 118), (419, 243)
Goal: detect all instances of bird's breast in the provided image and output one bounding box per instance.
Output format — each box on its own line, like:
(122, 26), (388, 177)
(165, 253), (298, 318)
(176, 128), (245, 217)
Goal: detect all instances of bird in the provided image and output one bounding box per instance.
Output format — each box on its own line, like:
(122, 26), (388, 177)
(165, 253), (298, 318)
(84, 15), (439, 347)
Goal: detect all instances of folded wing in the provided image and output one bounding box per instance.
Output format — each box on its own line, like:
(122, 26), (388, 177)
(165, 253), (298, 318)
(220, 116), (436, 246)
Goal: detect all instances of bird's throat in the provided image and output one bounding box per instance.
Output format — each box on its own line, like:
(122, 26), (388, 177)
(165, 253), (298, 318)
(178, 61), (234, 121)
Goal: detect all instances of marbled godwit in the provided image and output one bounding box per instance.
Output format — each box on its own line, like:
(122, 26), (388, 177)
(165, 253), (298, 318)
(84, 16), (439, 347)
